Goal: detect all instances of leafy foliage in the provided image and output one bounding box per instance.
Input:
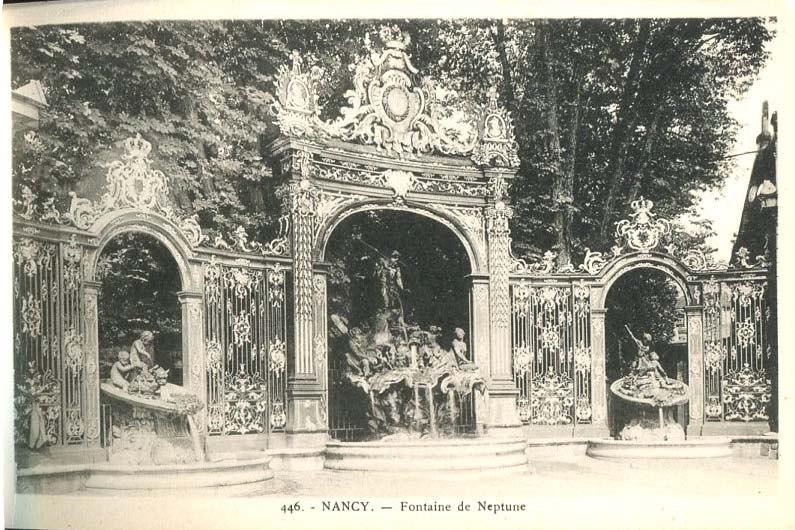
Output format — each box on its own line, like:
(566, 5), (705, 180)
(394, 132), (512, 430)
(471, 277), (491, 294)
(12, 19), (773, 258)
(11, 19), (773, 353)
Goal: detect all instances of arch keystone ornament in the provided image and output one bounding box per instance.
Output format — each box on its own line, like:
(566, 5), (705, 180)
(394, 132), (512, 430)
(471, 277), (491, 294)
(381, 170), (416, 202)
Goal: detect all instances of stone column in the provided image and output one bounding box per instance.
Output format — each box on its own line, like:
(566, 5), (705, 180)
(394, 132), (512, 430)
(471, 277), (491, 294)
(178, 291), (206, 434)
(685, 306), (705, 435)
(83, 281), (102, 447)
(590, 308), (608, 431)
(284, 153), (326, 446)
(483, 202), (522, 437)
(469, 277), (491, 432)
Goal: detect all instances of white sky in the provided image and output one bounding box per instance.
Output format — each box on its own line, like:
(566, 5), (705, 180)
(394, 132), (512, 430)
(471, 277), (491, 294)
(694, 22), (783, 262)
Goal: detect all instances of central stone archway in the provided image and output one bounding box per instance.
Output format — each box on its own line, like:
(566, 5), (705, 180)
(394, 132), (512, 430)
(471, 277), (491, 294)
(262, 35), (526, 442)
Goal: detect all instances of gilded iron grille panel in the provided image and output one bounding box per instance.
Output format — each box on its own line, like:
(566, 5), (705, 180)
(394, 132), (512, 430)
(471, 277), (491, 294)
(511, 281), (592, 426)
(702, 278), (771, 422)
(204, 258), (287, 436)
(13, 236), (86, 447)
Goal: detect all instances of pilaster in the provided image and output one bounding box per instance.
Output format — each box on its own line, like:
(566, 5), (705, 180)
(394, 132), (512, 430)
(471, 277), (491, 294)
(178, 290), (206, 434)
(469, 277), (491, 431)
(284, 151), (326, 444)
(83, 280), (101, 447)
(685, 305), (705, 434)
(483, 197), (522, 436)
(590, 308), (608, 431)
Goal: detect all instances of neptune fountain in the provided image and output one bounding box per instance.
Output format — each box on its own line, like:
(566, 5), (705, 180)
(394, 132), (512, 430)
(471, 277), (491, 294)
(324, 249), (527, 473)
(330, 249), (486, 441)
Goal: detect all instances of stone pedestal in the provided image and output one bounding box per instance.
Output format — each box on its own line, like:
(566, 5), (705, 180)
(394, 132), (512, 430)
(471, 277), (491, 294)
(619, 406), (685, 442)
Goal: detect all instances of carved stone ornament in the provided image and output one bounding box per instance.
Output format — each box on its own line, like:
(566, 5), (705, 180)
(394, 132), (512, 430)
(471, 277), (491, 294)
(323, 26), (478, 158)
(58, 135), (207, 247)
(471, 86), (520, 168)
(615, 196), (671, 252)
(381, 169), (416, 202)
(267, 50), (324, 138)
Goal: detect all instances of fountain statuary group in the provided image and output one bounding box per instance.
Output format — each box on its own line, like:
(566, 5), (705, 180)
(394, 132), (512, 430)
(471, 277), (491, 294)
(332, 249), (486, 440)
(102, 330), (204, 465)
(610, 326), (689, 441)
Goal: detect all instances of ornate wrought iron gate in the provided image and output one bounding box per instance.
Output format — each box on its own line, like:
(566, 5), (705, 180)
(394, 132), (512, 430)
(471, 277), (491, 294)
(702, 277), (772, 422)
(203, 257), (288, 435)
(13, 235), (89, 446)
(509, 197), (775, 433)
(511, 280), (593, 426)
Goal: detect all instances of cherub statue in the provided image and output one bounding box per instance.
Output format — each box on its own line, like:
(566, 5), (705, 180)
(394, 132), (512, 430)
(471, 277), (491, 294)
(625, 325), (668, 380)
(130, 330), (155, 370)
(451, 328), (470, 366)
(110, 350), (137, 391)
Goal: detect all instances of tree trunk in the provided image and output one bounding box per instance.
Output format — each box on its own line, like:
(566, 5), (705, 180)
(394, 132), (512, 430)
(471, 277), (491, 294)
(598, 19), (651, 246)
(492, 20), (517, 115)
(626, 106), (662, 205)
(561, 83), (582, 265)
(182, 96), (215, 197)
(538, 22), (569, 268)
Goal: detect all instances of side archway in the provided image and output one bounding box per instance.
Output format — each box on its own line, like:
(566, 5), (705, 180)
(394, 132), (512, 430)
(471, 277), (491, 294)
(590, 251), (701, 437)
(83, 209), (203, 392)
(85, 209), (197, 291)
(593, 252), (694, 310)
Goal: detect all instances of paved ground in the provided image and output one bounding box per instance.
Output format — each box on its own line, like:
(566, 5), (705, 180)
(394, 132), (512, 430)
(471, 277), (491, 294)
(258, 455), (777, 497)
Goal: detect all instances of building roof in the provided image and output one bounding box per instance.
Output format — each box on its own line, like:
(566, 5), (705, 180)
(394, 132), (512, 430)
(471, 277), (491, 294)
(730, 101), (777, 263)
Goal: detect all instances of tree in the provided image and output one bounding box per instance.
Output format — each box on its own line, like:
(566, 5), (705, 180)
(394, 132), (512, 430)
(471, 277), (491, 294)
(12, 18), (774, 263)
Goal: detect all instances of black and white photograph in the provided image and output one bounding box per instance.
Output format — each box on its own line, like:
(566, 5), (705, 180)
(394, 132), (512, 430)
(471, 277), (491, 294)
(2, 3), (790, 529)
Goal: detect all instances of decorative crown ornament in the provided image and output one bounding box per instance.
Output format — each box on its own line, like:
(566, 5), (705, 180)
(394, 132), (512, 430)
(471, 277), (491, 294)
(378, 25), (411, 50)
(59, 134), (207, 247)
(614, 196), (671, 252)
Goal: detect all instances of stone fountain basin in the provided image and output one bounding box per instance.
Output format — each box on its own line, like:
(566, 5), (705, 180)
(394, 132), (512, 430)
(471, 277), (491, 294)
(325, 437), (529, 473)
(610, 378), (689, 407)
(83, 457), (274, 494)
(586, 438), (733, 460)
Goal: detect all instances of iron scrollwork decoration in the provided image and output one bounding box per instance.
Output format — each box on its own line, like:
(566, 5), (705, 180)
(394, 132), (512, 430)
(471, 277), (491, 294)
(13, 235), (87, 447)
(722, 363), (772, 422)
